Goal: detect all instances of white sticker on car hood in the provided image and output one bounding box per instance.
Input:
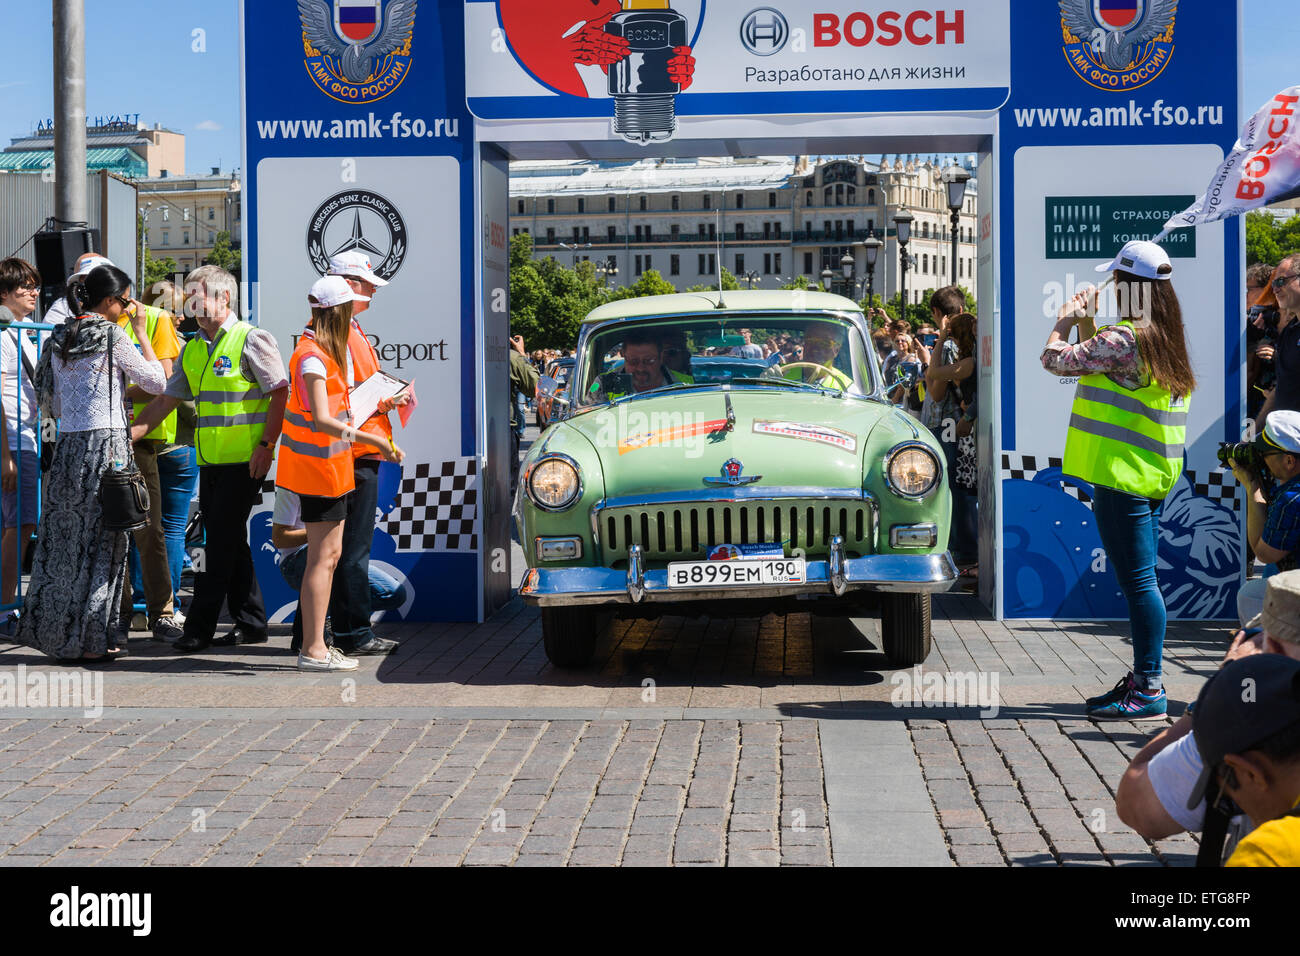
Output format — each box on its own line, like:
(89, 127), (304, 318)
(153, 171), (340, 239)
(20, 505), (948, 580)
(752, 420), (858, 452)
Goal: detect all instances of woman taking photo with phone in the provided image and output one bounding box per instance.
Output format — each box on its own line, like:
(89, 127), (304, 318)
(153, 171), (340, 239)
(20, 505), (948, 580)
(277, 276), (404, 672)
(20, 264), (166, 664)
(1041, 240), (1196, 720)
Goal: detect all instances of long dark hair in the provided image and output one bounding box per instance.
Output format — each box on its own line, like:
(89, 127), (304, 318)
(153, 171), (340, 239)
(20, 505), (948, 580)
(66, 264), (130, 318)
(948, 312), (977, 360)
(1115, 269), (1196, 401)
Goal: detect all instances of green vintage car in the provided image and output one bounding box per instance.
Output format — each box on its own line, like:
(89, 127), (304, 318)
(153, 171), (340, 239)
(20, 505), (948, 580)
(515, 290), (956, 668)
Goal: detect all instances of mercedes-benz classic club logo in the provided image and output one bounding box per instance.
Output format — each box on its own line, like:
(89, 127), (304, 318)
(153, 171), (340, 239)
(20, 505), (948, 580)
(298, 0), (418, 104)
(306, 189), (407, 279)
(1058, 0), (1177, 92)
(740, 7), (789, 56)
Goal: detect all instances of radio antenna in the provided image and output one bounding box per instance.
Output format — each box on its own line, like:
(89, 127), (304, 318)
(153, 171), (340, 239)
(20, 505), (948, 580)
(715, 208), (727, 308)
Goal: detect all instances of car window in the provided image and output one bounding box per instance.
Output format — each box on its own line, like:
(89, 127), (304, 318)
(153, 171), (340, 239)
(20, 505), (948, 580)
(577, 315), (874, 407)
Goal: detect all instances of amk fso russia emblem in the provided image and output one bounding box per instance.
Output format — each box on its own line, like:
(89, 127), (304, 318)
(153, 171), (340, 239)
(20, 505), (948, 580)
(297, 0), (417, 104)
(1057, 0), (1177, 92)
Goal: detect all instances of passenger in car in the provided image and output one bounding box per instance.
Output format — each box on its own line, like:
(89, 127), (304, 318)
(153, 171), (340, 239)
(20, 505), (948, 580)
(659, 330), (694, 383)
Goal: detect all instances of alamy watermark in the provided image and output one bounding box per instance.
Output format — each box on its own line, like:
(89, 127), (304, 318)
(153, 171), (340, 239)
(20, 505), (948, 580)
(592, 404), (722, 459)
(0, 666), (103, 718)
(1041, 274), (1153, 329)
(889, 666), (1000, 718)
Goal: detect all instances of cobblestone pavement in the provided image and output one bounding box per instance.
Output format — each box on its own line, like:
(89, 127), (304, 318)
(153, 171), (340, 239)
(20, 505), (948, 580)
(0, 587), (1232, 866)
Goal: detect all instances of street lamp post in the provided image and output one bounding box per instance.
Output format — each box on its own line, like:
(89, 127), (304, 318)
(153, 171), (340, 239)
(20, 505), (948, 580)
(744, 270), (760, 289)
(863, 232), (882, 310)
(893, 210), (914, 321)
(138, 202), (152, 293)
(839, 250), (855, 300)
(595, 260), (618, 288)
(559, 241), (591, 268)
(941, 160), (971, 286)
(820, 267), (833, 292)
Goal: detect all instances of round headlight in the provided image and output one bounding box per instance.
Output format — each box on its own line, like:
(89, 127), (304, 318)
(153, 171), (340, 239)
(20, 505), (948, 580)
(527, 456), (582, 511)
(886, 444), (940, 498)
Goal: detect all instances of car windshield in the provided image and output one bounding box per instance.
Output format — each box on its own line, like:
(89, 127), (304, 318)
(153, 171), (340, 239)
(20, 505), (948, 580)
(577, 315), (875, 407)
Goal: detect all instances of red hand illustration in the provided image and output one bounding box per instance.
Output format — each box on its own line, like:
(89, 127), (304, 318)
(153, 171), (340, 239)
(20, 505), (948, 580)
(570, 16), (629, 66)
(668, 45), (695, 90)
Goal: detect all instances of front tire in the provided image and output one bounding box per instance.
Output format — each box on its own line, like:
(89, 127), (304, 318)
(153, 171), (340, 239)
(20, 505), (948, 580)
(880, 593), (932, 665)
(542, 606), (603, 668)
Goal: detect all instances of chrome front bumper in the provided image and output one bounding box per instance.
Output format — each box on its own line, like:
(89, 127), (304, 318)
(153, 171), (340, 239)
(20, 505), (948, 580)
(519, 540), (957, 607)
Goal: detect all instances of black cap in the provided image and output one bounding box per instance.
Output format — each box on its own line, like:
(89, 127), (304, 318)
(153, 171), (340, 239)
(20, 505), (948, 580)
(1188, 656), (1300, 810)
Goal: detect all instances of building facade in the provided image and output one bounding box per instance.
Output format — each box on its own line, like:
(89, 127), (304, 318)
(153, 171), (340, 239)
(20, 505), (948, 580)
(2, 117), (185, 179)
(509, 155), (978, 307)
(138, 172), (242, 274)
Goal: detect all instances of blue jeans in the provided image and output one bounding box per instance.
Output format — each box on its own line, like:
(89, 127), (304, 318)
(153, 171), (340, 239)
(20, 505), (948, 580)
(1091, 485), (1165, 690)
(157, 444), (199, 602)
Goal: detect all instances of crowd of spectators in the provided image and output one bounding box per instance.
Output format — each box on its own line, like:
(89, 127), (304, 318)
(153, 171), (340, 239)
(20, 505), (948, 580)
(0, 250), (408, 671)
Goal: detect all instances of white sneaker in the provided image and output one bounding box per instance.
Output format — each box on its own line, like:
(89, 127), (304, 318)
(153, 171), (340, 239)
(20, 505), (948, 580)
(297, 646), (358, 672)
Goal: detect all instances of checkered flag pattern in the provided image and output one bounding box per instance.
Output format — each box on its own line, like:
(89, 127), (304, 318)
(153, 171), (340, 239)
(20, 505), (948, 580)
(379, 458), (479, 552)
(1186, 469), (1240, 512)
(1000, 453), (1092, 504)
(255, 478), (276, 507)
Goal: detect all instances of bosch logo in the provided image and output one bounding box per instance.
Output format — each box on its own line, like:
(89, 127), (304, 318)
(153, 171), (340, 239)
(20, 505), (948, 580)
(740, 8), (789, 56)
(813, 9), (965, 47)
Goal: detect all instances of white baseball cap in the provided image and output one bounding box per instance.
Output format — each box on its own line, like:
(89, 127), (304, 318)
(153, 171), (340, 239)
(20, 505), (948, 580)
(69, 254), (114, 281)
(327, 250), (388, 287)
(1095, 240), (1172, 280)
(1259, 410), (1300, 456)
(308, 275), (370, 308)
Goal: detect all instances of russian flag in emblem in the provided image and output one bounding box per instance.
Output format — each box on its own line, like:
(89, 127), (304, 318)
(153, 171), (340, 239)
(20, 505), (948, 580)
(1093, 0), (1141, 30)
(335, 0), (381, 43)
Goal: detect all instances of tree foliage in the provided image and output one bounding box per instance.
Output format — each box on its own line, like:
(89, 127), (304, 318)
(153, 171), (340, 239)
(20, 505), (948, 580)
(1244, 210), (1300, 266)
(204, 230), (241, 276)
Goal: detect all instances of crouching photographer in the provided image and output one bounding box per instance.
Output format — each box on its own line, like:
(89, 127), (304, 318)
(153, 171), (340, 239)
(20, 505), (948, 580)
(1225, 410), (1300, 625)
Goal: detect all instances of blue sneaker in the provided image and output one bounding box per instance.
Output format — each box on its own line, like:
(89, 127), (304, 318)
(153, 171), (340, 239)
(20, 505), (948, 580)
(1086, 672), (1135, 709)
(1087, 684), (1167, 721)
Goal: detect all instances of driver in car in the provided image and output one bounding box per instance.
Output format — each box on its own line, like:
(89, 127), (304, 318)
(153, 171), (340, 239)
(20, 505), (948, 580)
(593, 329), (677, 401)
(778, 321), (853, 389)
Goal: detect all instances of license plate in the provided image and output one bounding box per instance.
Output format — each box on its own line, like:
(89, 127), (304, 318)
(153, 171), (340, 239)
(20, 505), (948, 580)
(666, 557), (807, 589)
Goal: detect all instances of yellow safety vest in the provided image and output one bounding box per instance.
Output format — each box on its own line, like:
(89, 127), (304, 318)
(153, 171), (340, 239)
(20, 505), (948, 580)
(122, 305), (178, 443)
(1062, 322), (1189, 499)
(181, 321), (270, 466)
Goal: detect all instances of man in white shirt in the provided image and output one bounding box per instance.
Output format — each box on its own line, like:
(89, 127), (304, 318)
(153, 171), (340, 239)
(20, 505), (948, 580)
(1115, 570), (1300, 860)
(0, 257), (43, 618)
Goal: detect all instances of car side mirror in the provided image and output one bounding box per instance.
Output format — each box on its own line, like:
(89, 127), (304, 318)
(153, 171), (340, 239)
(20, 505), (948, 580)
(539, 375), (570, 408)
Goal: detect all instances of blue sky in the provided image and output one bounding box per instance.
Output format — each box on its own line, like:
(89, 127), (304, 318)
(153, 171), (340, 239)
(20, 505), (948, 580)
(0, 1), (1293, 176)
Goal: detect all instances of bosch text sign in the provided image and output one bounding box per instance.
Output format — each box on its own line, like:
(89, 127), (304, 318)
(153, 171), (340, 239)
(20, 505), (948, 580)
(465, 0), (1010, 127)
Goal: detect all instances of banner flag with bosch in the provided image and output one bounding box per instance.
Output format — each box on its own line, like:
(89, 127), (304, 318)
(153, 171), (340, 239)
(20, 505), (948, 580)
(1155, 86), (1300, 241)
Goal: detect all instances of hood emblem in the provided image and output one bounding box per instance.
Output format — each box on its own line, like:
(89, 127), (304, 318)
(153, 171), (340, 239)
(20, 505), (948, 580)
(704, 458), (761, 486)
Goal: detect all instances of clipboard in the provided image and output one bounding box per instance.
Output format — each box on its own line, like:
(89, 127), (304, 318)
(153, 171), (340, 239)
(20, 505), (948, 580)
(349, 370), (411, 425)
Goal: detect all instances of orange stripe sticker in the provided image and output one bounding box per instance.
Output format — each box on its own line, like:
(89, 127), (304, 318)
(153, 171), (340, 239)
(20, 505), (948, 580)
(618, 419), (728, 455)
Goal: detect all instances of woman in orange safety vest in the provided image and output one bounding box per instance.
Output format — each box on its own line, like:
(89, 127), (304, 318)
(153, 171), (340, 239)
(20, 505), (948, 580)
(277, 276), (404, 672)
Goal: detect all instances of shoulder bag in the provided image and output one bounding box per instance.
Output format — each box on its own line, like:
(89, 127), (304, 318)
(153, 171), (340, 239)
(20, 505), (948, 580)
(98, 330), (150, 533)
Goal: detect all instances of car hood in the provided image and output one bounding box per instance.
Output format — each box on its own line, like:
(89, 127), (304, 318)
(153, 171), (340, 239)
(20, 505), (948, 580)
(553, 387), (909, 499)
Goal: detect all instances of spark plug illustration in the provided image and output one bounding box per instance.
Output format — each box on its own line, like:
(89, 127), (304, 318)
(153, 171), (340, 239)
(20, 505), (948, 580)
(604, 0), (692, 145)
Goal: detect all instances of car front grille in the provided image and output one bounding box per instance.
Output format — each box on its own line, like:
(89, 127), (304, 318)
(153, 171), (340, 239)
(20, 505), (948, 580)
(595, 499), (875, 565)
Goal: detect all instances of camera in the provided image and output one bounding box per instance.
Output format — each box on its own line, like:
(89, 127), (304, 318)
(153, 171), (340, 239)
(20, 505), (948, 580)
(1218, 441), (1272, 489)
(1249, 305), (1280, 333)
